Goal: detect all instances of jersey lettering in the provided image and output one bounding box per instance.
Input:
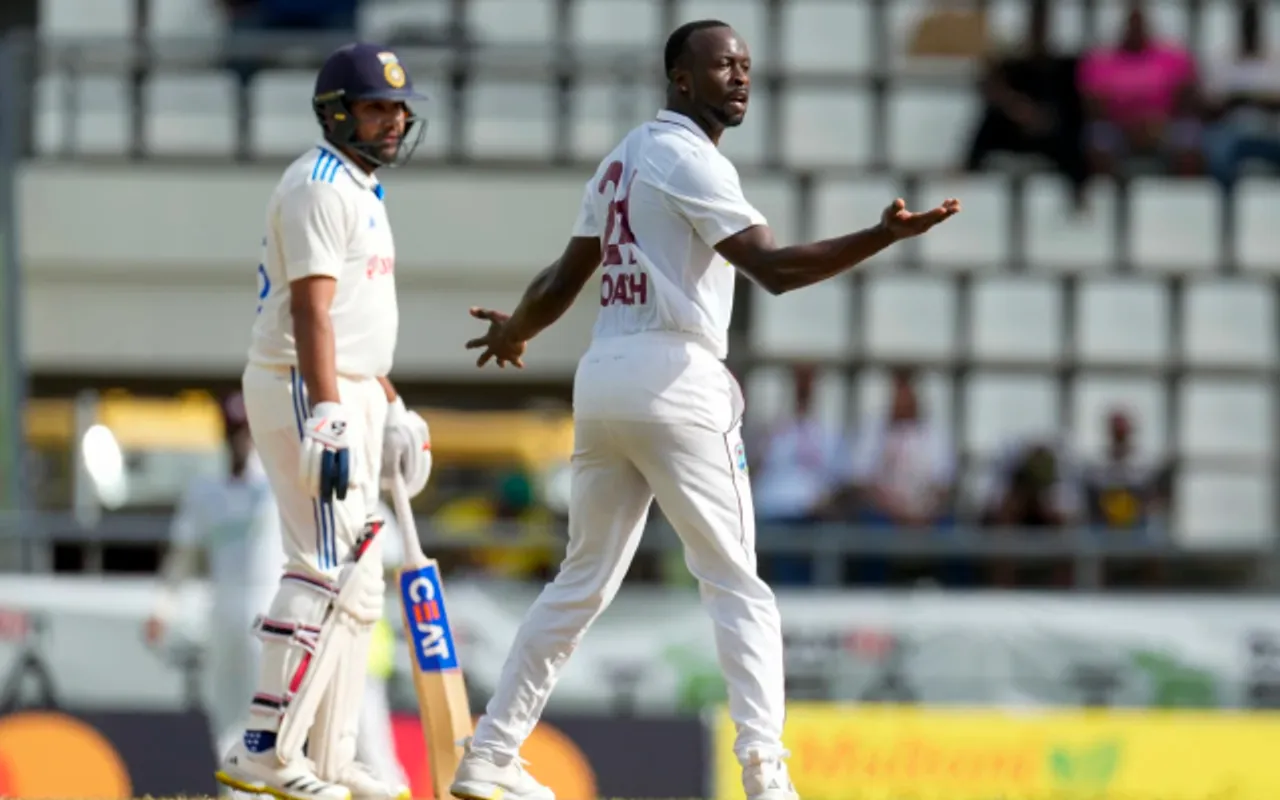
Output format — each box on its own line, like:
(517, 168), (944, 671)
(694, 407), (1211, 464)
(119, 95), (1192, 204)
(598, 160), (638, 268)
(599, 271), (648, 307)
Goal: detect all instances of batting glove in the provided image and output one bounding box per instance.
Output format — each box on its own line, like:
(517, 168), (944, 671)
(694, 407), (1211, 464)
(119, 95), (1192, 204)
(300, 401), (352, 502)
(381, 396), (432, 497)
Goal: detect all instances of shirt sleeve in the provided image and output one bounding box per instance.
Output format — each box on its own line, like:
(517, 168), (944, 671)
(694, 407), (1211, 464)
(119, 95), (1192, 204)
(660, 150), (767, 248)
(278, 183), (352, 282)
(570, 176), (602, 238)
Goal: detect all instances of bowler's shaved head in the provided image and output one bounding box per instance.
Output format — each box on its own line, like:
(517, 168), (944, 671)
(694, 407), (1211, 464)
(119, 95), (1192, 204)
(664, 19), (731, 79)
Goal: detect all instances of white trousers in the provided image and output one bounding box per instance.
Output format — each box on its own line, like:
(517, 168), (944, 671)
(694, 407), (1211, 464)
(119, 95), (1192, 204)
(241, 363), (389, 578)
(470, 415), (787, 766)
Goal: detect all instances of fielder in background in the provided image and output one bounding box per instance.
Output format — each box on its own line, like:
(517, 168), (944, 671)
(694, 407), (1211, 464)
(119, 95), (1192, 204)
(456, 19), (960, 800)
(216, 41), (432, 800)
(145, 392), (284, 774)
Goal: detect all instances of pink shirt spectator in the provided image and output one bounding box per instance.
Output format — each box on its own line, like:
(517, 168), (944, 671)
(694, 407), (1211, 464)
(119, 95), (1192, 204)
(1078, 42), (1196, 126)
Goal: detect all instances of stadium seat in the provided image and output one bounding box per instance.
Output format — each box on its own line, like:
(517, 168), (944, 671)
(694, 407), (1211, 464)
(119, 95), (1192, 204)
(1024, 175), (1119, 272)
(746, 365), (849, 433)
(1176, 468), (1273, 548)
(986, 0), (1087, 51)
(863, 273), (956, 361)
(464, 80), (556, 159)
(780, 1), (874, 74)
(146, 0), (220, 37)
(962, 372), (1060, 458)
(1095, 1), (1190, 49)
(1177, 378), (1273, 460)
(41, 0), (135, 35)
(359, 0), (451, 41)
(885, 0), (985, 70)
(1128, 178), (1221, 274)
(886, 88), (982, 170)
(970, 277), (1062, 363)
(917, 176), (1011, 270)
(1196, 0), (1239, 63)
(1070, 375), (1168, 459)
(1233, 178), (1280, 275)
(1075, 279), (1170, 365)
(811, 176), (904, 249)
(739, 177), (799, 244)
(466, 0), (555, 44)
(570, 82), (663, 160)
(570, 0), (661, 48)
(33, 74), (131, 156)
(143, 73), (237, 157)
(780, 87), (873, 169)
(249, 70), (319, 158)
(1180, 279), (1276, 368)
(748, 275), (853, 360)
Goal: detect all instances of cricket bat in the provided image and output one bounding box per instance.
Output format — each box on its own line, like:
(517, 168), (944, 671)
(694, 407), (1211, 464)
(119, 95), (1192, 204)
(390, 472), (473, 800)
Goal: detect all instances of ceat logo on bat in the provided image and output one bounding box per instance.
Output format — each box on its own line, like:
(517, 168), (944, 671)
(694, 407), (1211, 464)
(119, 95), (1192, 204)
(399, 563), (459, 672)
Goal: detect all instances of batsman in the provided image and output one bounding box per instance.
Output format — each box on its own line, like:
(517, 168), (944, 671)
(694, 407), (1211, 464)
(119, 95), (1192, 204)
(216, 42), (433, 800)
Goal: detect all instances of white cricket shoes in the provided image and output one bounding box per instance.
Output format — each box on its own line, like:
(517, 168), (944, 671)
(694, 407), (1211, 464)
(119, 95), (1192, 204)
(333, 759), (411, 800)
(216, 741), (351, 800)
(449, 738), (555, 800)
(743, 749), (800, 800)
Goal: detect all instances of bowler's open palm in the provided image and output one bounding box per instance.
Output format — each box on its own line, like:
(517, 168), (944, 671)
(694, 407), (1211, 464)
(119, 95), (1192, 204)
(466, 307), (527, 368)
(881, 197), (961, 240)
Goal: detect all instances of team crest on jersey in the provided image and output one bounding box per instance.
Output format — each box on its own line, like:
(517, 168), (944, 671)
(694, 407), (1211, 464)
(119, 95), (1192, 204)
(384, 63), (406, 88)
(734, 441), (748, 474)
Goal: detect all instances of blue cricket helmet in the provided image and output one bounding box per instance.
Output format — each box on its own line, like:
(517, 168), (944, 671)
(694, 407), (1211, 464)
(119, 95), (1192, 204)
(313, 42), (428, 168)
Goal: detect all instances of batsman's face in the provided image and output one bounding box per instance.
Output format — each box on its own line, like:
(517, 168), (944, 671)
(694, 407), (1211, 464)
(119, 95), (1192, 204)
(686, 27), (751, 128)
(351, 99), (409, 163)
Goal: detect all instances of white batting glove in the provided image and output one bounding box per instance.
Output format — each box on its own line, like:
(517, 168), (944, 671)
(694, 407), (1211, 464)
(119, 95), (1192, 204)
(381, 396), (432, 497)
(300, 401), (353, 502)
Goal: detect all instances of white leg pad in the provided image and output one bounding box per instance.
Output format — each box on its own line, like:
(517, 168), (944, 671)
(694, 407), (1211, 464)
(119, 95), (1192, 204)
(310, 534), (385, 780)
(270, 524), (386, 766)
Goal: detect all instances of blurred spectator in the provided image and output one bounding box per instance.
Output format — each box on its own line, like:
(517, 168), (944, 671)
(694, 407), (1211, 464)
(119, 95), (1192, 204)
(1082, 409), (1171, 536)
(751, 364), (846, 525)
(981, 437), (1083, 587)
(750, 364), (848, 586)
(1078, 2), (1203, 177)
(963, 0), (1089, 211)
(843, 369), (965, 587)
(1199, 1), (1280, 190)
(846, 368), (955, 529)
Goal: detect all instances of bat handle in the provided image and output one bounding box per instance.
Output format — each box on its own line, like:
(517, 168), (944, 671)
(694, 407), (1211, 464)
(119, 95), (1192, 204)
(389, 472), (426, 563)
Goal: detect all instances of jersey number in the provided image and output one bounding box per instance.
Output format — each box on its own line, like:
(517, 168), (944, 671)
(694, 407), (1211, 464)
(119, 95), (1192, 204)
(256, 263), (270, 315)
(599, 160), (637, 268)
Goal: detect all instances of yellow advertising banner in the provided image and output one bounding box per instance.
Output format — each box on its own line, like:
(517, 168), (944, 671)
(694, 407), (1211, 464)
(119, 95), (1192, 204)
(712, 704), (1280, 800)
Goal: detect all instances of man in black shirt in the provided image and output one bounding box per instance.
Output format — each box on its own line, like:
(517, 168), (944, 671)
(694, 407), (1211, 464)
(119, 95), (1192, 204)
(964, 0), (1088, 211)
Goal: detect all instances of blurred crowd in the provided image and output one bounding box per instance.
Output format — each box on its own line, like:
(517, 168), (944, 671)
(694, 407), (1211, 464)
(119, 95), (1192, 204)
(743, 364), (1172, 590)
(965, 0), (1280, 204)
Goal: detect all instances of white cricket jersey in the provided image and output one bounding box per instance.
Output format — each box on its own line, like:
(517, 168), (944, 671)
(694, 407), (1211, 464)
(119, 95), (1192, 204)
(571, 110), (766, 429)
(573, 110), (766, 359)
(248, 139), (399, 380)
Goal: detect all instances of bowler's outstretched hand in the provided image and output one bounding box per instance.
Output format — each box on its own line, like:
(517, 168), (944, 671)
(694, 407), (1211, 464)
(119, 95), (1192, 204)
(880, 197), (962, 240)
(466, 307), (528, 369)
